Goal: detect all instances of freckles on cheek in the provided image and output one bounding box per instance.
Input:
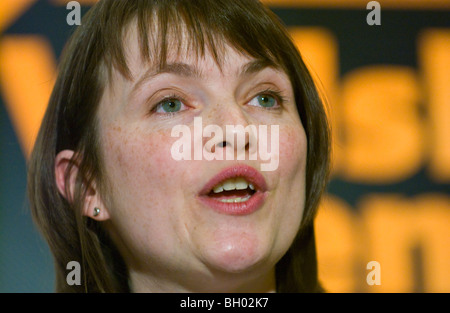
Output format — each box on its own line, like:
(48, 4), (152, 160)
(277, 125), (307, 175)
(104, 127), (178, 187)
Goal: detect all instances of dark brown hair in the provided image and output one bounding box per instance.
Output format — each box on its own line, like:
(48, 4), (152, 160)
(28, 0), (330, 292)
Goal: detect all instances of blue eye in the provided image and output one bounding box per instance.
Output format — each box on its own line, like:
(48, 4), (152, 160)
(248, 94), (278, 109)
(155, 98), (186, 114)
(258, 94), (276, 108)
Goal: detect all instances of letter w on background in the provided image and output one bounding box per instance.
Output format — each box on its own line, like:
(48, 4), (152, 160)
(0, 36), (56, 158)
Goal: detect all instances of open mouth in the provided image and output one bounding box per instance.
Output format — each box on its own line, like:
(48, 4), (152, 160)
(198, 165), (267, 215)
(207, 177), (257, 203)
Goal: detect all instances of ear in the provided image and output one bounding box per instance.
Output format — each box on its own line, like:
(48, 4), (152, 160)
(55, 150), (110, 222)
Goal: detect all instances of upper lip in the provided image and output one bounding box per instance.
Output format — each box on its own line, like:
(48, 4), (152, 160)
(199, 164), (268, 196)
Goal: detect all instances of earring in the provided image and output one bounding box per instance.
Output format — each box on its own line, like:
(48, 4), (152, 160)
(93, 207), (100, 217)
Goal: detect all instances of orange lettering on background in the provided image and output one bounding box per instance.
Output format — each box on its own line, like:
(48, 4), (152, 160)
(0, 0), (36, 33)
(419, 29), (450, 182)
(0, 36), (56, 157)
(289, 27), (342, 176)
(415, 195), (450, 292)
(360, 194), (450, 292)
(340, 66), (423, 183)
(317, 194), (450, 292)
(315, 195), (360, 292)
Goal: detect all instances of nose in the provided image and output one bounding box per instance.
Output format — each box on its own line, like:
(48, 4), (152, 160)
(202, 103), (257, 161)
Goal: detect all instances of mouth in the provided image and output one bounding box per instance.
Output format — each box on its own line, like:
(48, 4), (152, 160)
(198, 165), (268, 215)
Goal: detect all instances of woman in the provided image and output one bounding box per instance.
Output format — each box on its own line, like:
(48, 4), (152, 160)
(28, 0), (330, 292)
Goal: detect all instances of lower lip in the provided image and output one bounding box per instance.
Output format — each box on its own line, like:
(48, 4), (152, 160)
(198, 191), (267, 216)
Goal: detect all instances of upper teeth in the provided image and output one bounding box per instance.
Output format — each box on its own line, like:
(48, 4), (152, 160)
(213, 178), (255, 193)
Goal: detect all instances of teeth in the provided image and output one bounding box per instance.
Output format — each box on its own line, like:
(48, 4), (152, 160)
(212, 177), (253, 193)
(223, 180), (236, 191)
(219, 195), (251, 203)
(235, 178), (249, 190)
(213, 185), (224, 193)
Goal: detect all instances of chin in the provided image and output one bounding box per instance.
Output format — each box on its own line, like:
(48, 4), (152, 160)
(201, 231), (274, 274)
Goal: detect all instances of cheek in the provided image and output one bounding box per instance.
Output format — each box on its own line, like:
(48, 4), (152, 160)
(277, 124), (307, 176)
(100, 125), (193, 258)
(101, 126), (184, 212)
(275, 123), (307, 228)
(107, 127), (172, 174)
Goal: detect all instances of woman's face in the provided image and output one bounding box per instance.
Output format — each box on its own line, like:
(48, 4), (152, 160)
(96, 27), (307, 292)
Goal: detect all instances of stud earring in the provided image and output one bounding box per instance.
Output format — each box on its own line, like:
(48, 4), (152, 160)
(93, 207), (100, 217)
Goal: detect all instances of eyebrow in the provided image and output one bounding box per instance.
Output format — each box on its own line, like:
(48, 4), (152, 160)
(131, 62), (201, 94)
(130, 59), (279, 95)
(240, 59), (278, 77)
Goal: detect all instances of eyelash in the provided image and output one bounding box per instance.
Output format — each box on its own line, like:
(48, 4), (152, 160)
(150, 93), (188, 117)
(149, 88), (287, 117)
(253, 88), (287, 109)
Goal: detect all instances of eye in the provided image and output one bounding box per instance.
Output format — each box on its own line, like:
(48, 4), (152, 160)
(154, 98), (187, 114)
(248, 93), (279, 109)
